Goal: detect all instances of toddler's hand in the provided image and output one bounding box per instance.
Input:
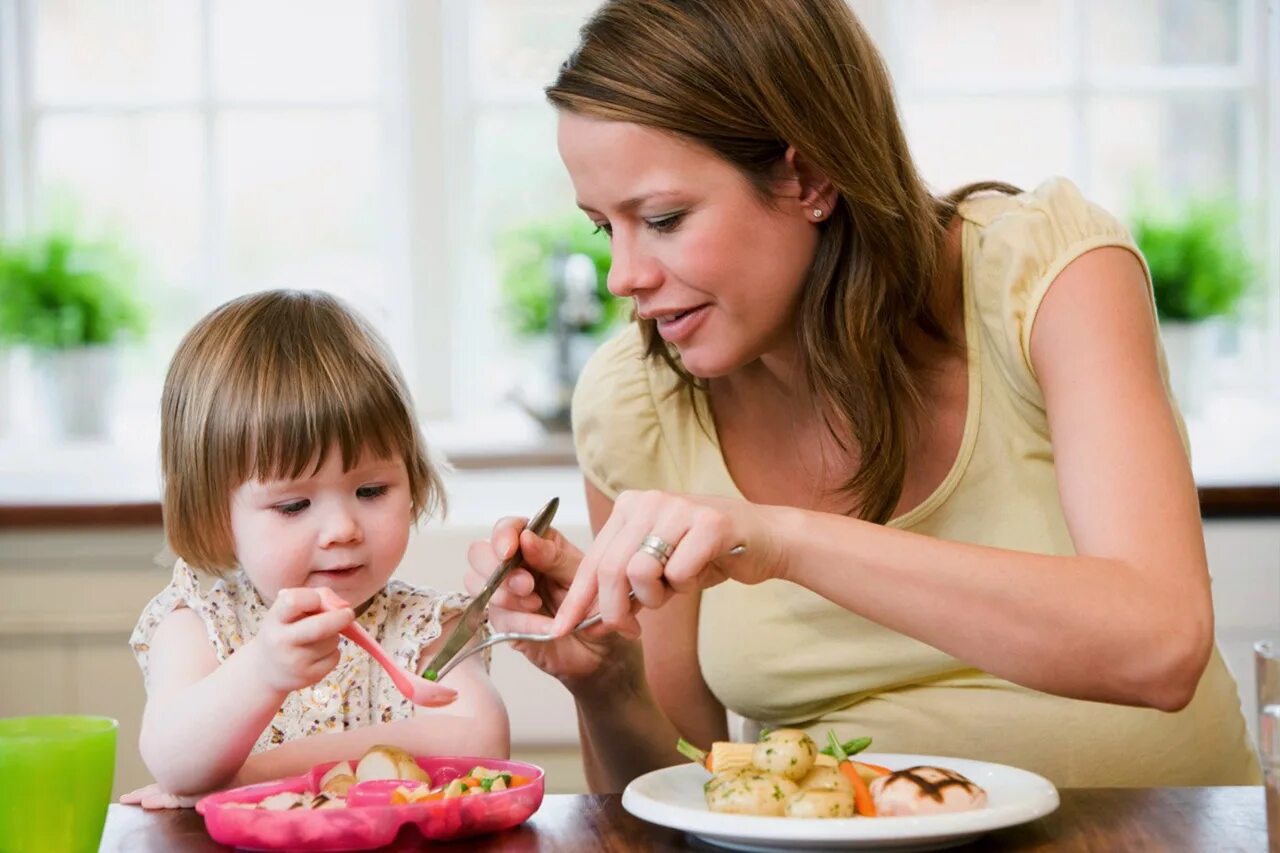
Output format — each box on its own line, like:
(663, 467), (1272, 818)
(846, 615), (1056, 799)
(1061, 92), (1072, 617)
(120, 782), (203, 809)
(250, 588), (354, 694)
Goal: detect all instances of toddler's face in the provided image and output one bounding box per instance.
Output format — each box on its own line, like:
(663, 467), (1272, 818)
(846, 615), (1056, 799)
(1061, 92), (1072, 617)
(229, 444), (414, 610)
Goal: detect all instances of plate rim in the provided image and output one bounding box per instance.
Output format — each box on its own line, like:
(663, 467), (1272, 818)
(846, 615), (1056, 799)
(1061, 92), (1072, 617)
(621, 753), (1059, 844)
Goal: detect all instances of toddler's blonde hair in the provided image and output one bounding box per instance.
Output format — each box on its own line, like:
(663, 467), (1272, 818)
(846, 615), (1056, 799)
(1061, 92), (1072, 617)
(161, 289), (445, 573)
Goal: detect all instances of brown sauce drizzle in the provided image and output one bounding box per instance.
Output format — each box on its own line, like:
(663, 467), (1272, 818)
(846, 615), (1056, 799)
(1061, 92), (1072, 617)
(884, 766), (979, 803)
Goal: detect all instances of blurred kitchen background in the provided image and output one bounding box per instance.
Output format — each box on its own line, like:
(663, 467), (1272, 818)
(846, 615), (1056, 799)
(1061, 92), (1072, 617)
(0, 0), (1277, 798)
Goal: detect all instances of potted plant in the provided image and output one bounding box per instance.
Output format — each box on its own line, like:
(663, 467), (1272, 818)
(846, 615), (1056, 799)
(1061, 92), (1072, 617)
(496, 214), (622, 429)
(0, 230), (146, 439)
(1131, 198), (1252, 413)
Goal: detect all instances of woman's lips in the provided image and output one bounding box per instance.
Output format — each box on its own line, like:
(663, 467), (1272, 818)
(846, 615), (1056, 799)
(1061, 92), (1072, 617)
(654, 304), (710, 344)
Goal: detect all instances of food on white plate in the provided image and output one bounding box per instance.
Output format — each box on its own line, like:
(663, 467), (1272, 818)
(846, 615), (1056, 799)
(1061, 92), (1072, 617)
(784, 788), (855, 818)
(751, 728), (819, 781)
(677, 729), (988, 819)
(704, 768), (800, 816)
(869, 766), (989, 816)
(797, 764), (853, 794)
(356, 744), (431, 785)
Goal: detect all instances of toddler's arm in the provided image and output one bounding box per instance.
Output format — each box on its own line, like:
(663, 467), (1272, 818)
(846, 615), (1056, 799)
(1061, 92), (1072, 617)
(137, 589), (354, 795)
(230, 648), (509, 786)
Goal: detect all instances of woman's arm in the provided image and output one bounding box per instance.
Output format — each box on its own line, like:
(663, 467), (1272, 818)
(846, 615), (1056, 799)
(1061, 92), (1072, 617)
(554, 246), (1211, 713)
(574, 482), (728, 793)
(765, 246), (1211, 710)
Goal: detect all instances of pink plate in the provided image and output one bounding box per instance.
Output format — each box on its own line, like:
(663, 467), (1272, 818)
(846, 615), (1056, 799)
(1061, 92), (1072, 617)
(196, 756), (544, 851)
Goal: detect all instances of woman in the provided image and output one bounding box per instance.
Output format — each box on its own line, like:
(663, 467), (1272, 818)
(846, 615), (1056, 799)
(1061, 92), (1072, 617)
(467, 0), (1259, 791)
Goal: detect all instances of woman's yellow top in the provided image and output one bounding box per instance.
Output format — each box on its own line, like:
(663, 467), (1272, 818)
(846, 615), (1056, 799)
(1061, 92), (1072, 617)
(570, 178), (1260, 786)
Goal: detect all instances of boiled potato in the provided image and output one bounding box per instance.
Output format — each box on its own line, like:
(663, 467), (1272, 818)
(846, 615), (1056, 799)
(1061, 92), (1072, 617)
(356, 745), (431, 785)
(784, 788), (855, 818)
(705, 769), (799, 816)
(798, 765), (853, 794)
(320, 761), (357, 796)
(752, 729), (818, 781)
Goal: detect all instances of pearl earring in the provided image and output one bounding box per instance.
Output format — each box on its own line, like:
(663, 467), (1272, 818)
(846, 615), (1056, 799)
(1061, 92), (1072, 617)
(812, 208), (823, 218)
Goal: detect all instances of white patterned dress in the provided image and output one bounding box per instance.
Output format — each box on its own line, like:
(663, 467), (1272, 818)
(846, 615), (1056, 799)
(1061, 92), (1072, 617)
(130, 560), (477, 753)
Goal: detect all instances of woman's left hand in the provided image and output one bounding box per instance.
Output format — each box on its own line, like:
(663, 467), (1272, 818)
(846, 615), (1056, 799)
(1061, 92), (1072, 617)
(550, 490), (786, 638)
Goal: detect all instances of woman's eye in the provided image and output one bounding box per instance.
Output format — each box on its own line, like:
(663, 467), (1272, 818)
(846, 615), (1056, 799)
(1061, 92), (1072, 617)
(357, 485), (389, 500)
(592, 222), (613, 237)
(646, 212), (685, 233)
(275, 499), (309, 516)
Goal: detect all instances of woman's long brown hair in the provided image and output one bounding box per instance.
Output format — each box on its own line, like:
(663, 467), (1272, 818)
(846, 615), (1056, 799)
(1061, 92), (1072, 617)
(548, 0), (1017, 523)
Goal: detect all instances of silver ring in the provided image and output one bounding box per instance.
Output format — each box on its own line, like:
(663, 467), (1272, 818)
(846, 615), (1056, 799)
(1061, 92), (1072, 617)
(638, 534), (675, 566)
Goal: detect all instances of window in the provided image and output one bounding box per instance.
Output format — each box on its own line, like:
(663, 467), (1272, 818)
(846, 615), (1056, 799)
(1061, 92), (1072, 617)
(444, 0), (1279, 413)
(0, 0), (412, 442)
(2, 0), (1276, 452)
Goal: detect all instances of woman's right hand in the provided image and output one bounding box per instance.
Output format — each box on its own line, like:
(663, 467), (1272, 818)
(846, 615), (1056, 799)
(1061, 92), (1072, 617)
(465, 518), (640, 687)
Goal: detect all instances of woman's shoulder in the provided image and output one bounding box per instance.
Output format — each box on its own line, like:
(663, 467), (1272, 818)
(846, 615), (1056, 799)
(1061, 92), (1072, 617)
(571, 324), (691, 499)
(958, 177), (1136, 284)
(958, 177), (1142, 407)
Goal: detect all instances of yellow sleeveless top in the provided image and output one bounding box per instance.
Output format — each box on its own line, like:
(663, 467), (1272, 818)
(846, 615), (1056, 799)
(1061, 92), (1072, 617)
(570, 178), (1260, 787)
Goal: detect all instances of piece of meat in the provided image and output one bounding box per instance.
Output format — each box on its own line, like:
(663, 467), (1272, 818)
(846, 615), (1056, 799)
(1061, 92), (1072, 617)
(869, 766), (987, 816)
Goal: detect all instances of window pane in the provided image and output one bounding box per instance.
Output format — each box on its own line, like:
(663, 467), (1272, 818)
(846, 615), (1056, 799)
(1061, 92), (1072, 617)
(1088, 95), (1240, 215)
(455, 106), (579, 412)
(471, 0), (599, 94)
(217, 110), (391, 323)
(1086, 0), (1241, 68)
(212, 0), (380, 101)
(903, 0), (1067, 85)
(34, 0), (201, 103)
(902, 97), (1075, 191)
(34, 112), (204, 288)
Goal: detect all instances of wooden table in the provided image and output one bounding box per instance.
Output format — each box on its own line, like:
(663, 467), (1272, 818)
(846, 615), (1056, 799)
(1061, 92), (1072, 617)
(100, 787), (1269, 851)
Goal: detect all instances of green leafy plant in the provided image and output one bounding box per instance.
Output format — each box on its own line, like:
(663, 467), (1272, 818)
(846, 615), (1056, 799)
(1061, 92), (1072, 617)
(496, 213), (623, 337)
(1131, 198), (1253, 323)
(0, 230), (146, 349)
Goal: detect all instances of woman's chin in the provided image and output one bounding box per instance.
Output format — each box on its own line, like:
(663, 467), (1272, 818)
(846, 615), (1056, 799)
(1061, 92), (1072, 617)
(675, 350), (736, 379)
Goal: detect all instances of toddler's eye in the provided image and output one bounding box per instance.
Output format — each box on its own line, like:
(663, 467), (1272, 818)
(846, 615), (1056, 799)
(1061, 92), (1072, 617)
(357, 485), (389, 500)
(275, 499), (309, 516)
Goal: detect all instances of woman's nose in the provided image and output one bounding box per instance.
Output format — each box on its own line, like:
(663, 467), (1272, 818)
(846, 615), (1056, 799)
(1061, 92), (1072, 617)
(606, 234), (662, 297)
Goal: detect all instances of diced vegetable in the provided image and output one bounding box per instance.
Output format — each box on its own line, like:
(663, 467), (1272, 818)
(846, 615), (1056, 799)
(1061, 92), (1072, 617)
(827, 730), (876, 817)
(819, 736), (872, 759)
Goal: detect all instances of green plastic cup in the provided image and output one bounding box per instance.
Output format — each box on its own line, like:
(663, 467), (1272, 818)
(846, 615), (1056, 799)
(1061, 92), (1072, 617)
(0, 715), (118, 853)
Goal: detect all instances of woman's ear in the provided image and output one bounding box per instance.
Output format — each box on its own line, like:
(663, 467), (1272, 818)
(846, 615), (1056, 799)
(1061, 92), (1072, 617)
(782, 146), (838, 222)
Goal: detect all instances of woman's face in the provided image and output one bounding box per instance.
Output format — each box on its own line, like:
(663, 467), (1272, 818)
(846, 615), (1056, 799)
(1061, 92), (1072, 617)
(558, 112), (821, 378)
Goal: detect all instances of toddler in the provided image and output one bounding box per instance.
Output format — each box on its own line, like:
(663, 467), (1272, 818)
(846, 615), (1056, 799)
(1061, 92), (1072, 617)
(122, 290), (508, 808)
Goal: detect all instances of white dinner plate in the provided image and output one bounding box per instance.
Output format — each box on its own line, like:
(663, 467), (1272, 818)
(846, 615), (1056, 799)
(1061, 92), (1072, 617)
(621, 753), (1059, 852)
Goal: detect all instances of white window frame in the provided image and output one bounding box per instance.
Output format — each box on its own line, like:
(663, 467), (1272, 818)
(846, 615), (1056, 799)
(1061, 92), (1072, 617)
(435, 0), (1280, 412)
(0, 0), (435, 415)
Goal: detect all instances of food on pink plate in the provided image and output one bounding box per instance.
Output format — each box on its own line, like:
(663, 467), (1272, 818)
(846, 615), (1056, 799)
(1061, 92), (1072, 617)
(319, 760), (357, 796)
(869, 766), (988, 816)
(390, 766), (532, 805)
(226, 748), (535, 812)
(356, 744), (431, 785)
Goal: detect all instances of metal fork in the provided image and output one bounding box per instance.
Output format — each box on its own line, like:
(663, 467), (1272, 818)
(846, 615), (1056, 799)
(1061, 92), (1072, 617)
(431, 598), (625, 681)
(433, 543), (746, 681)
